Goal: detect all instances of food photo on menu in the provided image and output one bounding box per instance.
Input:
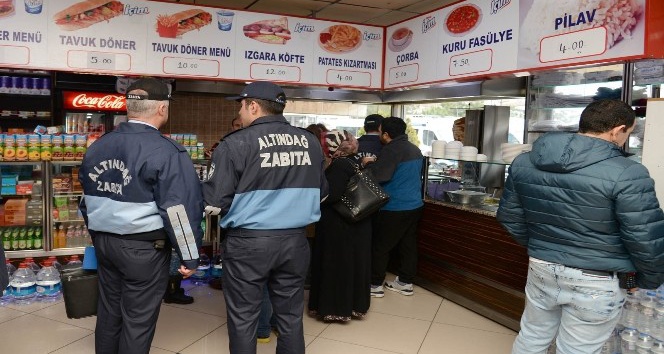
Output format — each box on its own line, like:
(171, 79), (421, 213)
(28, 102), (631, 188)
(319, 24), (362, 53)
(242, 17), (291, 44)
(53, 0), (124, 30)
(518, 0), (645, 66)
(388, 27), (413, 52)
(0, 0), (14, 18)
(156, 8), (212, 38)
(444, 3), (482, 36)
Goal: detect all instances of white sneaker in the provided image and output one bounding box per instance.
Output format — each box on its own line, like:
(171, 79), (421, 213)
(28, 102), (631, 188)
(385, 277), (414, 296)
(370, 284), (384, 298)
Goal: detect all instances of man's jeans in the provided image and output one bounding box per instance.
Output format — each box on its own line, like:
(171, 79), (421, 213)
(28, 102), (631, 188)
(512, 258), (625, 354)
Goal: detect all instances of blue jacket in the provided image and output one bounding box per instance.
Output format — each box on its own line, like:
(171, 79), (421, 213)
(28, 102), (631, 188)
(356, 133), (383, 160)
(202, 115), (328, 230)
(367, 135), (423, 211)
(79, 122), (203, 270)
(497, 133), (664, 289)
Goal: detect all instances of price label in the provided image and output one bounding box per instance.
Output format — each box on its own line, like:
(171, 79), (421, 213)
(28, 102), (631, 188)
(162, 57), (220, 77)
(388, 64), (419, 85)
(0, 45), (30, 65)
(539, 27), (606, 63)
(250, 63), (301, 82)
(326, 70), (371, 88)
(67, 50), (131, 71)
(449, 49), (492, 76)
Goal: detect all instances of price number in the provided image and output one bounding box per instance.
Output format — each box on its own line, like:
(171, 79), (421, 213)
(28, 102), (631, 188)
(326, 70), (372, 87)
(87, 52), (117, 70)
(162, 57), (220, 77)
(540, 27), (606, 63)
(449, 49), (492, 76)
(67, 51), (130, 71)
(249, 64), (301, 82)
(336, 74), (353, 82)
(388, 64), (419, 85)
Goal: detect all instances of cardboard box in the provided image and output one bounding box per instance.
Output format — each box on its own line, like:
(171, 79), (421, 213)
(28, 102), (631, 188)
(5, 213), (26, 226)
(1, 174), (18, 185)
(1, 186), (16, 195)
(52, 174), (72, 193)
(16, 182), (33, 195)
(5, 199), (28, 212)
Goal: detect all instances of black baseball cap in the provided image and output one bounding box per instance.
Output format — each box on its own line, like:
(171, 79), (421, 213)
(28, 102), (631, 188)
(126, 78), (172, 101)
(226, 81), (287, 105)
(364, 114), (384, 130)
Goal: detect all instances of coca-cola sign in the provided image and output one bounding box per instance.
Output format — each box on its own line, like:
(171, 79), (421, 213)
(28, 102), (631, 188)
(63, 91), (126, 111)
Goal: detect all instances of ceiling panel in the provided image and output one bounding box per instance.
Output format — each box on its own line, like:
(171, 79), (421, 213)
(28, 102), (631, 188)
(249, 0), (331, 17)
(339, 0), (422, 10)
(365, 10), (419, 26)
(314, 3), (390, 24)
(400, 0), (458, 13)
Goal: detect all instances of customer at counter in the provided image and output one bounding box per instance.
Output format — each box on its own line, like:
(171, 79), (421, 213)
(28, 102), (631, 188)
(497, 99), (664, 354)
(365, 117), (424, 298)
(356, 114), (384, 160)
(308, 130), (372, 322)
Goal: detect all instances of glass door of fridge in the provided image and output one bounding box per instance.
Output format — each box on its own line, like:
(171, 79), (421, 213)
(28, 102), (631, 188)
(50, 161), (90, 251)
(630, 59), (664, 163)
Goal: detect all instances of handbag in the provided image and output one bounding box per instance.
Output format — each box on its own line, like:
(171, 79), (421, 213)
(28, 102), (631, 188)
(332, 158), (390, 222)
(60, 267), (99, 319)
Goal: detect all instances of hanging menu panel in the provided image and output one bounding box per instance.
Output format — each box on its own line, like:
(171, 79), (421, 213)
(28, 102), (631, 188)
(0, 1), (48, 68)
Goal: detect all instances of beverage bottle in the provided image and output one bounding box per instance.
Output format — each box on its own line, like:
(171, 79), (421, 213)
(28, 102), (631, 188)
(33, 227), (43, 250)
(9, 263), (37, 305)
(47, 256), (62, 272)
(82, 225), (92, 246)
(55, 225), (65, 249)
(10, 228), (19, 251)
(623, 328), (641, 354)
(67, 254), (82, 268)
(652, 341), (664, 354)
(599, 329), (617, 354)
(0, 260), (16, 306)
(192, 250), (210, 286)
(36, 260), (61, 302)
(623, 290), (643, 330)
(73, 225), (82, 247)
(209, 249), (223, 280)
(640, 290), (659, 336)
(24, 257), (40, 274)
(636, 333), (655, 354)
(17, 228), (27, 250)
(65, 225), (75, 247)
(2, 229), (11, 251)
(25, 227), (34, 250)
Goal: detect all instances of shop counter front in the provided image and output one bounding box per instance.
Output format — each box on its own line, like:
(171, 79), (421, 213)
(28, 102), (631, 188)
(414, 200), (527, 331)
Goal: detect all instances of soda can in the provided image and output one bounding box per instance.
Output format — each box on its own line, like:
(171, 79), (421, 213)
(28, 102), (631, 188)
(32, 77), (41, 90)
(11, 76), (22, 89)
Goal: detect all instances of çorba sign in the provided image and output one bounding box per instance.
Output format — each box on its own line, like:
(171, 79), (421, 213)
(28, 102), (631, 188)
(63, 91), (126, 111)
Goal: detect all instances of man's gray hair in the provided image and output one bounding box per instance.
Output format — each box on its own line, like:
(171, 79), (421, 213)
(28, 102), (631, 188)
(126, 96), (164, 117)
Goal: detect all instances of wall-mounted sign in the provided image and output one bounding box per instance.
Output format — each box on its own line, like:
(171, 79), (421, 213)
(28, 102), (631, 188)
(63, 91), (126, 111)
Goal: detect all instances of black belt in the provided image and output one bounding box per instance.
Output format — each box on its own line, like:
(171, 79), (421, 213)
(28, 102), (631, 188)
(576, 268), (615, 277)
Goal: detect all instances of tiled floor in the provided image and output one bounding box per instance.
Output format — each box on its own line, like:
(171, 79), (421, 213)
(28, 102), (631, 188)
(0, 275), (517, 353)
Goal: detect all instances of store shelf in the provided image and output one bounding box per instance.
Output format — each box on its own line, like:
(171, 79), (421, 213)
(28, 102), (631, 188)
(6, 248), (85, 258)
(52, 192), (83, 197)
(427, 157), (511, 165)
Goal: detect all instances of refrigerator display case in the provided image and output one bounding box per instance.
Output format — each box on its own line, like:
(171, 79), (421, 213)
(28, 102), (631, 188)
(49, 161), (90, 252)
(1, 161), (46, 258)
(61, 90), (127, 137)
(629, 59), (664, 163)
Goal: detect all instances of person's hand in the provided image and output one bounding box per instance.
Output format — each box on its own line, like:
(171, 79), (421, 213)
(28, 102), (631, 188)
(178, 265), (196, 278)
(361, 156), (376, 167)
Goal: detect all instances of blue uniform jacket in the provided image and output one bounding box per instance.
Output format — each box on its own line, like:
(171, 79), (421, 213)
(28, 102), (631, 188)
(202, 115), (328, 230)
(79, 122), (203, 270)
(497, 132), (664, 289)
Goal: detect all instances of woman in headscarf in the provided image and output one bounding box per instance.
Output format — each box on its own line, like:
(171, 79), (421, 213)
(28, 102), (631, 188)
(308, 130), (372, 322)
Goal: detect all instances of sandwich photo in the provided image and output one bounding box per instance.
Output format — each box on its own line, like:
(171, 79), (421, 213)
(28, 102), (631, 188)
(162, 9), (212, 37)
(243, 17), (291, 45)
(0, 0), (15, 18)
(53, 0), (124, 31)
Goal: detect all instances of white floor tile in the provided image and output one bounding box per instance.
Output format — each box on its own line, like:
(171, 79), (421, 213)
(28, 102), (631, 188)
(369, 287), (443, 321)
(304, 310), (330, 336)
(0, 305), (28, 324)
(152, 304), (226, 352)
(32, 301), (97, 330)
(49, 333), (95, 354)
(0, 313), (92, 353)
(306, 337), (400, 354)
(164, 285), (227, 317)
(434, 299), (516, 335)
(319, 312), (430, 354)
(419, 322), (516, 354)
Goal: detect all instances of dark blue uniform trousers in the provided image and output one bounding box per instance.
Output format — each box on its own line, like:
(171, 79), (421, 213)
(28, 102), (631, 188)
(222, 228), (309, 354)
(93, 234), (170, 354)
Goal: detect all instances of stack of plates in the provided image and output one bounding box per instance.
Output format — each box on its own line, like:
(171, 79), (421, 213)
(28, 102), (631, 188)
(431, 140), (446, 158)
(459, 146), (478, 161)
(476, 154), (488, 162)
(501, 143), (532, 163)
(444, 141), (462, 159)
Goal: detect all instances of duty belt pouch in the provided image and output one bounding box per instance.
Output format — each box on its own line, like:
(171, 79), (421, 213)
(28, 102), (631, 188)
(60, 267), (99, 319)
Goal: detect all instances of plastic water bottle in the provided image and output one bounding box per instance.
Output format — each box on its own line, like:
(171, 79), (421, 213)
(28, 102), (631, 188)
(637, 333), (655, 354)
(10, 263), (37, 305)
(623, 291), (643, 330)
(640, 290), (659, 336)
(600, 329), (618, 354)
(0, 260), (16, 306)
(36, 260), (61, 302)
(623, 328), (641, 354)
(191, 250), (210, 286)
(24, 257), (40, 275)
(651, 341), (664, 354)
(67, 255), (82, 268)
(47, 256), (62, 272)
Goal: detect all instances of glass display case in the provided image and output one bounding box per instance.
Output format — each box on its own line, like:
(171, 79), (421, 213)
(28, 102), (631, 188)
(1, 161), (46, 257)
(49, 161), (90, 252)
(629, 59), (664, 163)
(526, 63), (625, 143)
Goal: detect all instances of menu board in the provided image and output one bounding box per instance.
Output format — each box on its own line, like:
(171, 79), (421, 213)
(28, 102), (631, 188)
(0, 0), (49, 69)
(384, 14), (439, 87)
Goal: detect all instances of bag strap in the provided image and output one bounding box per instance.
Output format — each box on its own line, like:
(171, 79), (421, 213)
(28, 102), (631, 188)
(335, 156), (360, 173)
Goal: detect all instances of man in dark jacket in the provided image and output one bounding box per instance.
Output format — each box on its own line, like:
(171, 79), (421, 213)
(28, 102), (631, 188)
(356, 114), (384, 160)
(497, 99), (664, 354)
(80, 78), (203, 354)
(203, 81), (328, 354)
(365, 117), (424, 298)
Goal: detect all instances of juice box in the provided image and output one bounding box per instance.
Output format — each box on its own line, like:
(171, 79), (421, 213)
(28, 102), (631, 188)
(63, 145), (75, 161)
(51, 145), (63, 160)
(3, 146), (16, 161)
(40, 146), (51, 160)
(28, 146), (40, 161)
(15, 146), (28, 161)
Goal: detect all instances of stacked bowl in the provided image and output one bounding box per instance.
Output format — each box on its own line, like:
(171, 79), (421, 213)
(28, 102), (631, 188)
(431, 140), (446, 158)
(444, 141), (463, 159)
(459, 146), (478, 161)
(501, 143), (532, 163)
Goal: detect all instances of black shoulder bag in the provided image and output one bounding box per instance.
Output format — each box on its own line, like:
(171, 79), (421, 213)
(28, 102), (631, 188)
(332, 158), (390, 222)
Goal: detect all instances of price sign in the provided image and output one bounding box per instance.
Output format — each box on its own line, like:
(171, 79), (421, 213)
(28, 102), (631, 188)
(388, 64), (419, 85)
(250, 63), (301, 82)
(67, 50), (131, 71)
(0, 45), (30, 65)
(449, 49), (492, 76)
(540, 27), (607, 63)
(162, 57), (220, 77)
(326, 70), (371, 88)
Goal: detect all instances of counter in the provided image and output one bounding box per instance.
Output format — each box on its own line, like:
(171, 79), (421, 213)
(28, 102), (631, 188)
(414, 200), (527, 331)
